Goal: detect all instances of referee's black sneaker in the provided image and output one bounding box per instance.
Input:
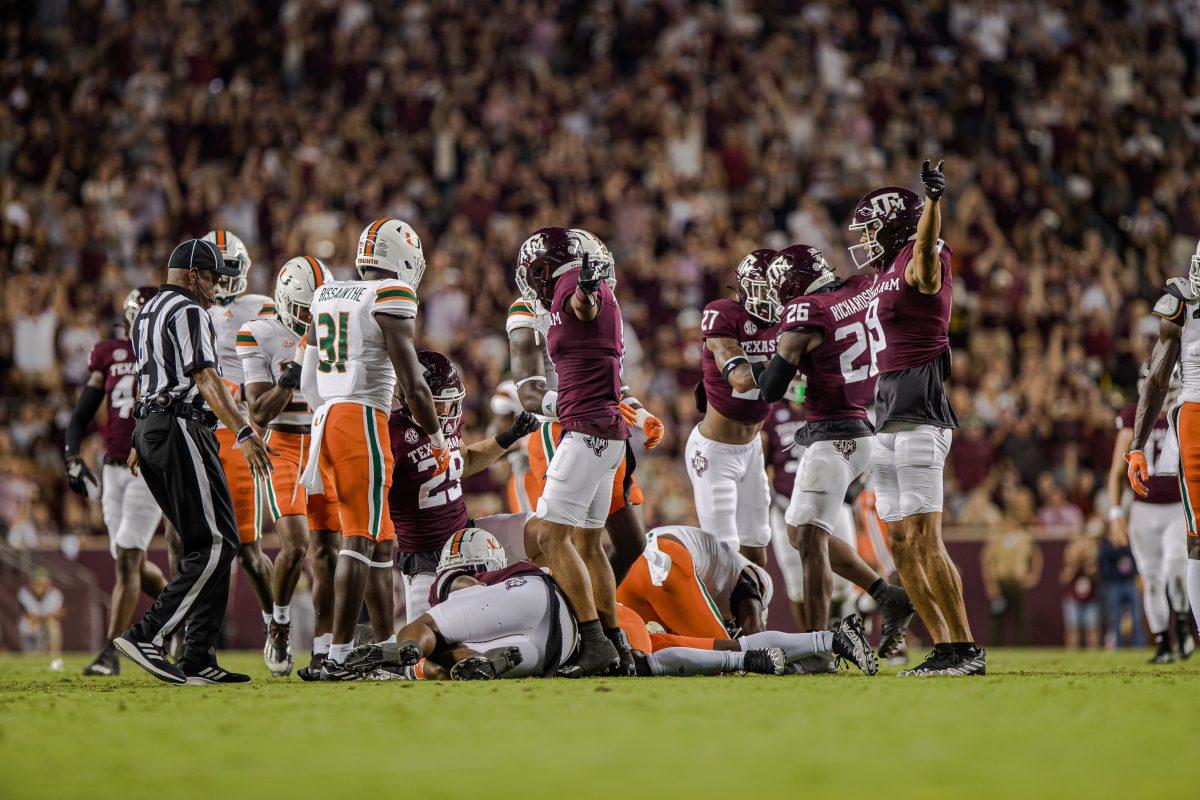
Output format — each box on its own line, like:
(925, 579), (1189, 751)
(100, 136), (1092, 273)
(113, 634), (186, 685)
(180, 662), (252, 685)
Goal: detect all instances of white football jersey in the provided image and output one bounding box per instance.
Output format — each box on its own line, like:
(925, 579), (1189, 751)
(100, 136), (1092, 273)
(238, 315), (311, 426)
(1153, 282), (1200, 404)
(646, 525), (751, 619)
(506, 296), (557, 389)
(208, 293), (274, 427)
(308, 277), (418, 412)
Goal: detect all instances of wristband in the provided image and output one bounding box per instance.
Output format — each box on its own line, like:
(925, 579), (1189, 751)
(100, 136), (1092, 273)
(236, 425), (254, 444)
(633, 407), (652, 428)
(1107, 506), (1125, 522)
(430, 429), (447, 451)
(722, 356), (750, 383)
(541, 390), (558, 418)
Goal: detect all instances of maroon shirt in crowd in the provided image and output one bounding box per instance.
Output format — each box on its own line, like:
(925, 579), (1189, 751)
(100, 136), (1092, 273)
(388, 412), (468, 553)
(87, 338), (139, 461)
(699, 298), (777, 423)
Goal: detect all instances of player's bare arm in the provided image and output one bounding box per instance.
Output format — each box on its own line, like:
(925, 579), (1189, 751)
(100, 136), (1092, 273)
(706, 337), (757, 394)
(509, 326), (550, 414)
(757, 329), (821, 403)
(461, 411), (539, 476)
(908, 159), (945, 295)
(379, 315), (440, 436)
(193, 366), (275, 477)
(569, 253), (601, 322)
(243, 378), (293, 427)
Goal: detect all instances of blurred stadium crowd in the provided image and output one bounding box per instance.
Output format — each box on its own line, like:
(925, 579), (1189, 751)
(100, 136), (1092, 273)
(2, 0), (1200, 574)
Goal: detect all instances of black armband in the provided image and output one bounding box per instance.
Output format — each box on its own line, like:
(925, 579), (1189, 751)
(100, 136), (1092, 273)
(721, 356), (750, 383)
(65, 385), (105, 456)
(757, 354), (799, 402)
(730, 570), (763, 614)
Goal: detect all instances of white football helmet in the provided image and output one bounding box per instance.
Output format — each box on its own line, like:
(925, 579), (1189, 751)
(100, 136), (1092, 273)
(744, 563), (774, 627)
(437, 528), (507, 575)
(275, 256), (332, 334)
(570, 228), (617, 290)
(355, 217), (427, 287)
(1190, 239), (1200, 298)
(202, 230), (252, 301)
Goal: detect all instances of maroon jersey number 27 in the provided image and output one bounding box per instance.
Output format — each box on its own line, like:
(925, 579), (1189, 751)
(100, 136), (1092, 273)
(699, 298), (777, 424)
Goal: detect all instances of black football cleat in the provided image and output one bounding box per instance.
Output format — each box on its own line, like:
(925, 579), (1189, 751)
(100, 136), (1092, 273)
(743, 647), (787, 675)
(83, 643), (120, 676)
(897, 644), (957, 677)
(113, 634), (186, 685)
(344, 640), (423, 673)
(1175, 618), (1195, 660)
(605, 628), (637, 677)
(786, 654), (839, 674)
(876, 583), (915, 659)
(449, 646), (524, 681)
(944, 645), (987, 676)
(831, 614), (879, 675)
(181, 663), (252, 685)
(576, 637), (621, 677)
(318, 659), (367, 681)
(1149, 642), (1175, 665)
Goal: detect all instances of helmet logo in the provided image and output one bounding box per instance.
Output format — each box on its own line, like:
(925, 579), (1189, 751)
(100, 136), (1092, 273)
(868, 192), (906, 218)
(404, 228), (419, 248)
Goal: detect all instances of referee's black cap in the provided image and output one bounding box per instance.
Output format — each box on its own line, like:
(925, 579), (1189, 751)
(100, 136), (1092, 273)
(168, 239), (240, 277)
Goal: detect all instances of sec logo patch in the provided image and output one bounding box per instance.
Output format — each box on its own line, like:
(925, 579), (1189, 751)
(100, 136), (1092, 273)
(404, 428), (420, 445)
(743, 320), (757, 335)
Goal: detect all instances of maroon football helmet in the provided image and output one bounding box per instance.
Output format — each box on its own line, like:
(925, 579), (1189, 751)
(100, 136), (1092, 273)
(515, 227), (583, 309)
(415, 350), (465, 433)
(122, 286), (158, 327)
(847, 187), (923, 270)
(734, 249), (778, 323)
(766, 245), (837, 307)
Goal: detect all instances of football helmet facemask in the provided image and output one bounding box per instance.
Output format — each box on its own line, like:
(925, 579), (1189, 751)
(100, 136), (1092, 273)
(356, 218), (427, 287)
(201, 230), (252, 301)
(734, 248), (778, 323)
(437, 528), (507, 576)
(274, 256), (332, 335)
(122, 286), (157, 328)
(1190, 239), (1200, 298)
(516, 226), (582, 309)
(847, 187), (923, 271)
(415, 350), (466, 434)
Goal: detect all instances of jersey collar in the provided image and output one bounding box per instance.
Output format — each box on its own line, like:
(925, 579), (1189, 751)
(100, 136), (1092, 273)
(159, 283), (203, 304)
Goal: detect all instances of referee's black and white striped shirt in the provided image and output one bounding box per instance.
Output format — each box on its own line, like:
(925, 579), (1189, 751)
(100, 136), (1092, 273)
(131, 285), (221, 405)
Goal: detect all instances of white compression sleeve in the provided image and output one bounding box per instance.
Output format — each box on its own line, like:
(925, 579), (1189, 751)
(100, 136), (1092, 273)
(300, 344), (324, 410)
(1188, 560), (1200, 632)
(646, 648), (743, 677)
(738, 631), (831, 662)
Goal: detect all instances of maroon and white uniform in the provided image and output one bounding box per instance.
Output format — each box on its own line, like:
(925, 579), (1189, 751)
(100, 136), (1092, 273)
(685, 300), (777, 551)
(89, 339), (163, 555)
(778, 277), (876, 533)
(869, 241), (956, 522)
(427, 560), (577, 678)
(1115, 404), (1187, 636)
(535, 269), (629, 529)
(388, 411), (467, 622)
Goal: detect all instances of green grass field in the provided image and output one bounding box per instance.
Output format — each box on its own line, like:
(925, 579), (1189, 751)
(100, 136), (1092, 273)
(2, 649), (1197, 800)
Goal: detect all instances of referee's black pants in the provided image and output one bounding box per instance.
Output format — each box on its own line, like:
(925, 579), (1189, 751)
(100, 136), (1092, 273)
(128, 412), (239, 667)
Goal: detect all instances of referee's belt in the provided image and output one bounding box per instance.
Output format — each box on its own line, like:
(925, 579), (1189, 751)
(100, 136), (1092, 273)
(135, 396), (218, 428)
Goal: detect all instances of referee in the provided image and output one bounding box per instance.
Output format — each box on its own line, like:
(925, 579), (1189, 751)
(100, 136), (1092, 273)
(113, 238), (275, 685)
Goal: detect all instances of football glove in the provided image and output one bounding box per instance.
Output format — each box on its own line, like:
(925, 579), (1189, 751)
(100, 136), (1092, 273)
(431, 441), (451, 477)
(496, 411), (540, 449)
(278, 361), (302, 390)
(619, 401), (664, 449)
(65, 455), (99, 497)
(1125, 450), (1149, 497)
(578, 252), (600, 294)
(921, 159), (946, 201)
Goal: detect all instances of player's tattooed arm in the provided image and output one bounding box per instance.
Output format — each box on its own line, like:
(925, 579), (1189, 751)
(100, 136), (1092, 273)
(509, 326), (550, 414)
(707, 337), (756, 394)
(379, 315), (441, 439)
(1131, 318), (1182, 452)
(909, 158), (945, 295)
(758, 329), (821, 403)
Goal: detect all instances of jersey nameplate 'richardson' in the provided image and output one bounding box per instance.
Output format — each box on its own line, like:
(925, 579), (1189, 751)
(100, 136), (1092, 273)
(699, 298), (777, 423)
(88, 338), (139, 461)
(389, 412), (467, 554)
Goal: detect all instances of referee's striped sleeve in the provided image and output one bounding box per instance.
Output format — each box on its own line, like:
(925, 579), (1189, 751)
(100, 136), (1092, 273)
(173, 306), (217, 375)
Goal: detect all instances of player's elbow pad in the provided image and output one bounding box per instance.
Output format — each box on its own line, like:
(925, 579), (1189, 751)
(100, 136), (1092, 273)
(757, 355), (798, 403)
(65, 385), (105, 455)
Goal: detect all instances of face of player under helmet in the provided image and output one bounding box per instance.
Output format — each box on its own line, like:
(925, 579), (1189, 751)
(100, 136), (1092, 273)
(516, 226), (581, 309)
(355, 218), (427, 287)
(766, 244), (837, 309)
(122, 286), (158, 328)
(847, 187), (923, 271)
(734, 248), (778, 323)
(201, 230), (252, 301)
(274, 256), (331, 335)
(569, 228), (617, 291)
(416, 350), (465, 434)
(437, 528), (507, 575)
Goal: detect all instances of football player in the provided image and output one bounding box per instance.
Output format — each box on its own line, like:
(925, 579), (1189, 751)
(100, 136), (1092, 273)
(299, 218), (446, 678)
(389, 350), (539, 623)
(507, 228), (661, 584)
(67, 287), (168, 676)
(516, 226), (650, 675)
(687, 249), (778, 567)
(1107, 364), (1191, 662)
(240, 256), (342, 676)
(1127, 239), (1200, 652)
(845, 161), (983, 675)
(201, 230), (277, 637)
(756, 245), (914, 656)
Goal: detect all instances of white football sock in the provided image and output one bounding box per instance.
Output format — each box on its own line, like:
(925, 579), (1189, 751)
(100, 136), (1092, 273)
(1187, 560), (1200, 632)
(313, 633), (332, 655)
(380, 634), (397, 645)
(261, 611), (272, 626)
(646, 648), (743, 677)
(272, 604), (291, 625)
(328, 642), (352, 664)
(738, 630), (831, 661)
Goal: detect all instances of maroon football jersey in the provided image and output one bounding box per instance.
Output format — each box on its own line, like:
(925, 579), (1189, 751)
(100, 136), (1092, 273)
(388, 411), (468, 553)
(873, 241), (953, 372)
(1117, 405), (1179, 504)
(429, 560), (547, 608)
(547, 269), (630, 440)
(87, 339), (139, 461)
(778, 275), (876, 442)
(700, 298), (777, 423)
(762, 403), (806, 498)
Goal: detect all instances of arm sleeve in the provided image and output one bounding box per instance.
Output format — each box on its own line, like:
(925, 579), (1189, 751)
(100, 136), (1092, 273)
(371, 279), (419, 320)
(172, 307), (217, 375)
(757, 354), (800, 403)
(300, 341), (324, 411)
(237, 323), (274, 385)
(65, 384), (105, 456)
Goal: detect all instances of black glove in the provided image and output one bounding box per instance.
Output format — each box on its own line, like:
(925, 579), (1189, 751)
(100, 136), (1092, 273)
(278, 361), (302, 390)
(65, 455), (99, 497)
(495, 411), (540, 449)
(921, 158), (946, 201)
(577, 252), (599, 294)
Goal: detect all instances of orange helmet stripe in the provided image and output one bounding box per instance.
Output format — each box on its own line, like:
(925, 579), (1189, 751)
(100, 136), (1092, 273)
(216, 230), (227, 248)
(362, 218), (391, 256)
(304, 256), (325, 288)
(449, 529), (466, 555)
